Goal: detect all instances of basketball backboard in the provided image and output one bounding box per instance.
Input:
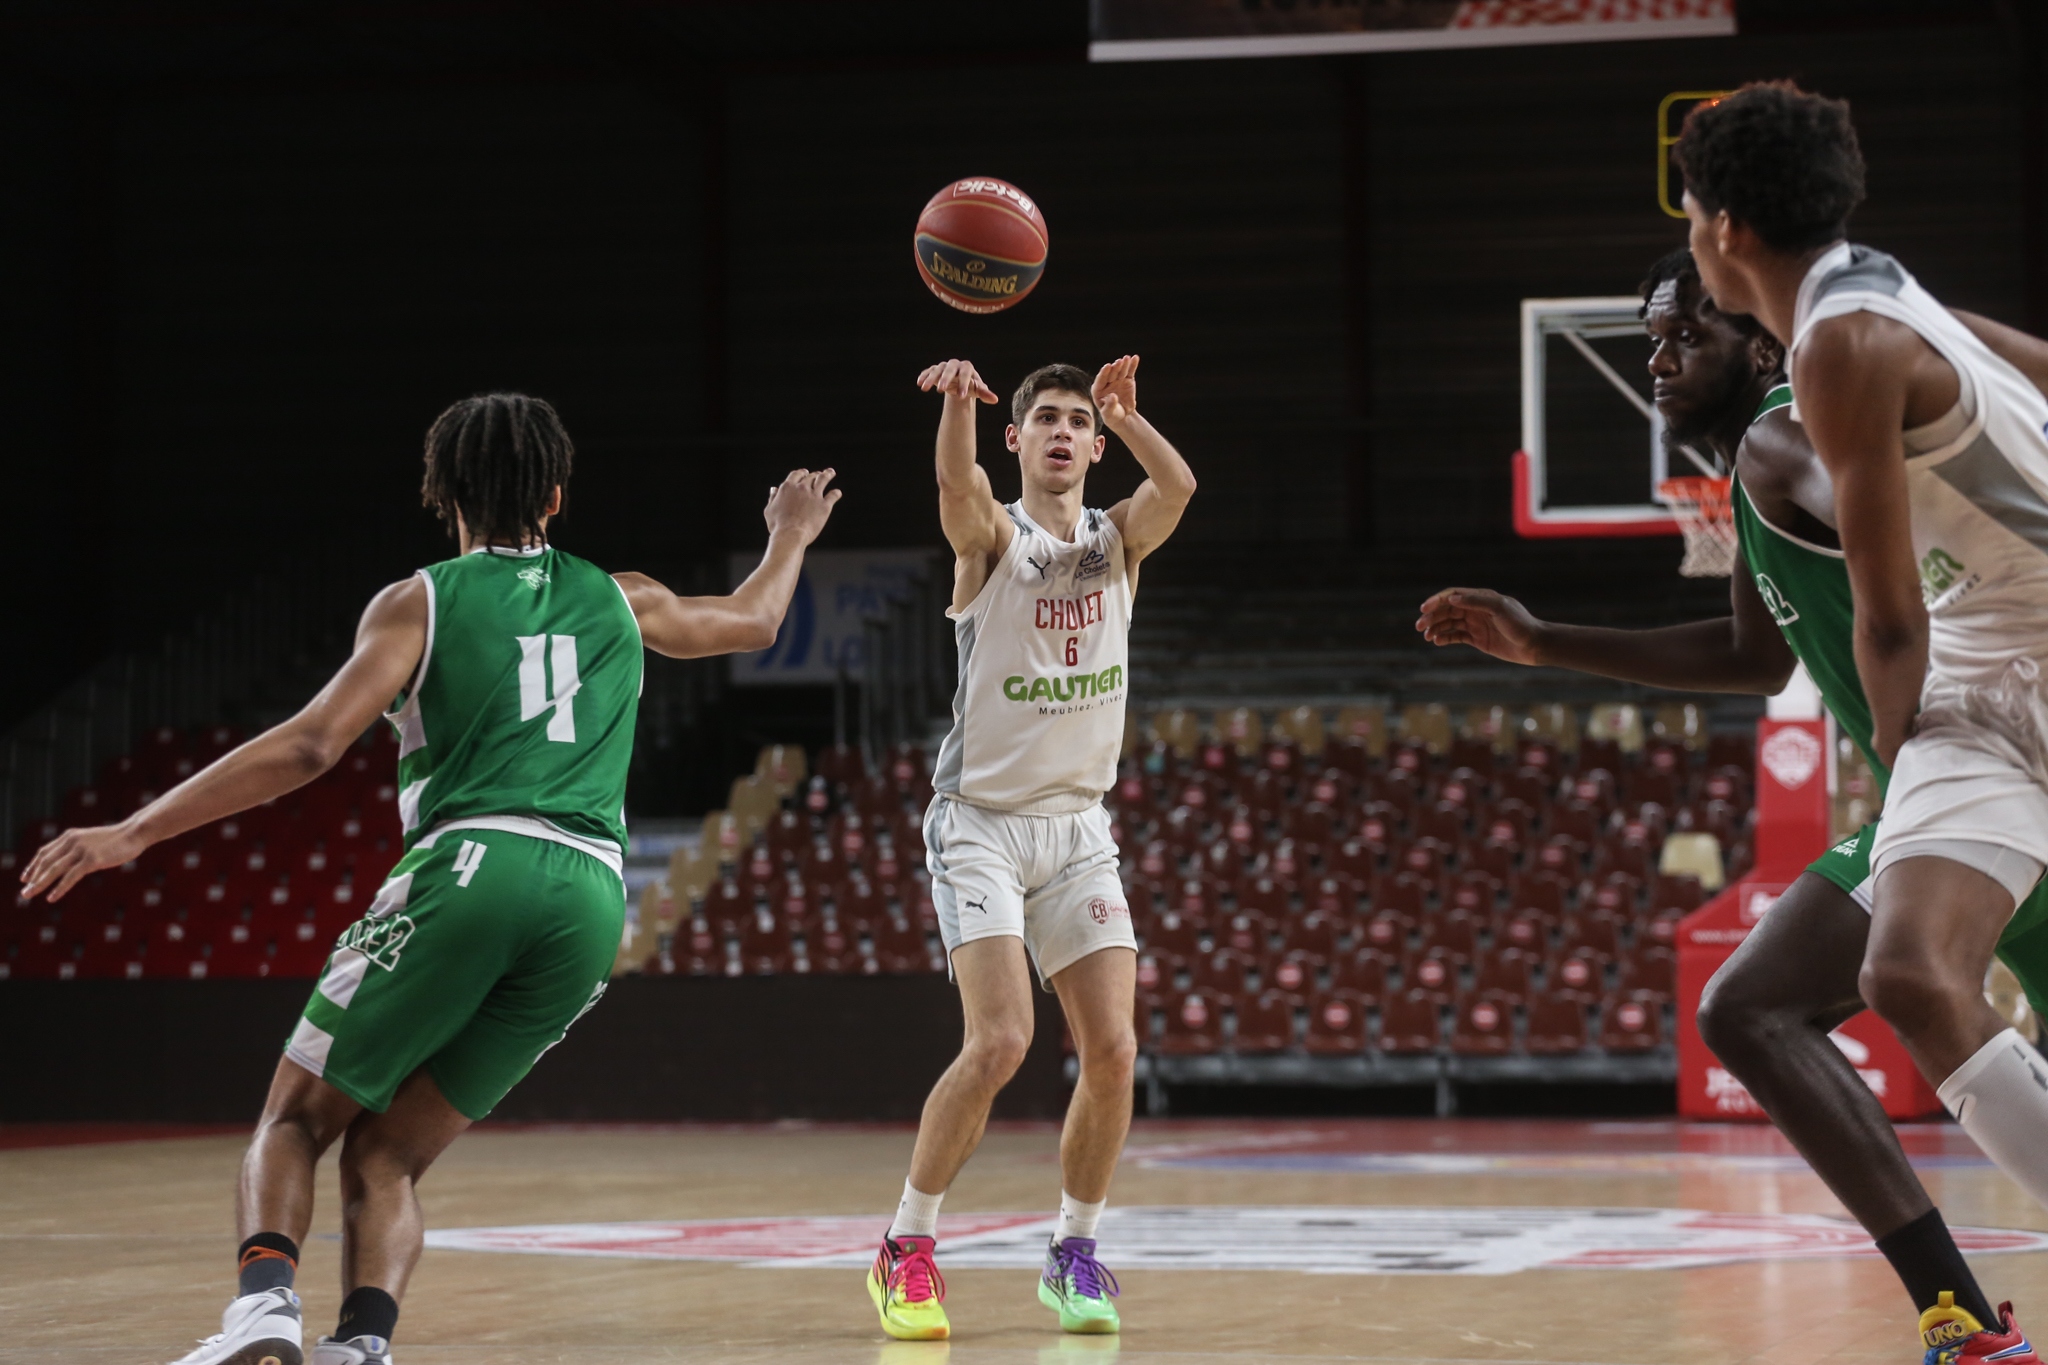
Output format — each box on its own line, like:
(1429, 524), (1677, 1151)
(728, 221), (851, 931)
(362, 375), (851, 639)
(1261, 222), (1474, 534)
(1512, 295), (1720, 539)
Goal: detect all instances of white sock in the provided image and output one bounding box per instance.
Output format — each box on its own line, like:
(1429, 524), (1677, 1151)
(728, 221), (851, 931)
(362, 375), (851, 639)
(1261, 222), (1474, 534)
(1938, 1028), (2048, 1211)
(1055, 1191), (1106, 1243)
(889, 1180), (943, 1241)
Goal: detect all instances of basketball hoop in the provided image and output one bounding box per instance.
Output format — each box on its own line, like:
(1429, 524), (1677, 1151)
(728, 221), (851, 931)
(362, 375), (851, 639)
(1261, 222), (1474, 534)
(1658, 476), (1736, 578)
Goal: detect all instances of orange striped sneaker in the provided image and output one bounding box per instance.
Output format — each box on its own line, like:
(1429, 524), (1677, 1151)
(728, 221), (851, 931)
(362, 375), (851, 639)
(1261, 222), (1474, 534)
(867, 1234), (949, 1340)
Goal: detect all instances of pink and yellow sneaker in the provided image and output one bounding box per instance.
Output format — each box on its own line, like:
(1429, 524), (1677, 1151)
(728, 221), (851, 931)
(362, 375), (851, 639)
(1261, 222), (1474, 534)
(1922, 1293), (2041, 1365)
(867, 1234), (950, 1340)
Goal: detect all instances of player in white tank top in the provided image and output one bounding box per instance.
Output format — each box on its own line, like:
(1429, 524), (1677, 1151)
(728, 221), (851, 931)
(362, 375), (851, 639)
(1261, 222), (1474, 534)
(864, 357), (1195, 1342)
(1681, 82), (2048, 1358)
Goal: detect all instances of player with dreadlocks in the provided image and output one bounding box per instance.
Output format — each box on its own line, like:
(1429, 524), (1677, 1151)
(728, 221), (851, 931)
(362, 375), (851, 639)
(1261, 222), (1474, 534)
(22, 392), (843, 1365)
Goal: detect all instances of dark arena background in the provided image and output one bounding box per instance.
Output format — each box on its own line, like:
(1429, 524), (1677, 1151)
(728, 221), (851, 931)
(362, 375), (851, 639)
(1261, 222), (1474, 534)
(7, 3), (2048, 1362)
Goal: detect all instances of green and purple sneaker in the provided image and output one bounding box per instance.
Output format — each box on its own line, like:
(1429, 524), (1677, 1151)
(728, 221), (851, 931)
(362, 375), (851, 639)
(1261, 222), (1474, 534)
(1038, 1235), (1121, 1334)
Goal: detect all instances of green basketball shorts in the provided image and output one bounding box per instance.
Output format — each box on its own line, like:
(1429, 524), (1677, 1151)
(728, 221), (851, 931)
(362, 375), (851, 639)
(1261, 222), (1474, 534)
(285, 826), (625, 1120)
(1808, 820), (2048, 1016)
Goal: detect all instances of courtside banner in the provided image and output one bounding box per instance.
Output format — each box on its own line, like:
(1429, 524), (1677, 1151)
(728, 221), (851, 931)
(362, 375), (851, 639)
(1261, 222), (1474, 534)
(1089, 0), (1733, 63)
(728, 549), (939, 685)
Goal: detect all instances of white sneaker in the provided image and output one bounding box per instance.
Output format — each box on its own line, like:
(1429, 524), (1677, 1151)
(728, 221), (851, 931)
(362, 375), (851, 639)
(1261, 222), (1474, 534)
(169, 1287), (303, 1365)
(311, 1336), (391, 1365)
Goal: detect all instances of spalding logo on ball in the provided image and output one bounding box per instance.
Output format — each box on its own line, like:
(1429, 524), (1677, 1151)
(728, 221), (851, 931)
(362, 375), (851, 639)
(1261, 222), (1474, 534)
(913, 177), (1048, 314)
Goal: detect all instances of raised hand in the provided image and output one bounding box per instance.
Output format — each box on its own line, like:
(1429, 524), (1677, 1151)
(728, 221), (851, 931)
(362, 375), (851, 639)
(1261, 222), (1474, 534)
(1416, 588), (1545, 666)
(916, 359), (998, 404)
(1092, 355), (1139, 428)
(763, 468), (844, 547)
(21, 822), (147, 903)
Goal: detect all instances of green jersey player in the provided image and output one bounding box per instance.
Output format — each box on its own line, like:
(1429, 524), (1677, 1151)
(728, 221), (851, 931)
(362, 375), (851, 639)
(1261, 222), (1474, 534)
(21, 394), (841, 1365)
(1418, 251), (2048, 1364)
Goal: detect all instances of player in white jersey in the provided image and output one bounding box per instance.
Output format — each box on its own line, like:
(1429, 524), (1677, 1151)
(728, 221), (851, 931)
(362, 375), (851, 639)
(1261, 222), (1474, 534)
(1680, 81), (2048, 1294)
(864, 357), (1195, 1341)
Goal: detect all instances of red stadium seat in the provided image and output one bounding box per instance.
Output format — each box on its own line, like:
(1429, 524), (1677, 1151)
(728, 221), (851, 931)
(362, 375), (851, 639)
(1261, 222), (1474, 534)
(1320, 950), (1383, 1007)
(1303, 988), (1370, 1054)
(1215, 912), (1273, 958)
(1404, 951), (1458, 1005)
(1558, 914), (1620, 961)
(1547, 951), (1606, 1004)
(1359, 910), (1411, 958)
(1508, 872), (1568, 920)
(1233, 991), (1297, 1054)
(1451, 993), (1515, 1055)
(1472, 946), (1534, 1003)
(1495, 908), (1553, 956)
(1234, 875), (1292, 918)
(1524, 992), (1590, 1054)
(1263, 950), (1322, 999)
(1370, 875), (1426, 918)
(1377, 989), (1442, 1054)
(1326, 835), (1383, 883)
(1281, 913), (1342, 959)
(1190, 949), (1256, 997)
(1135, 991), (1164, 1049)
(1650, 872), (1705, 914)
(1135, 951), (1182, 995)
(1417, 914), (1476, 963)
(1140, 909), (1206, 959)
(1600, 995), (1664, 1052)
(1444, 872), (1501, 918)
(1303, 873), (1364, 919)
(1156, 989), (1230, 1055)
(1616, 947), (1676, 1002)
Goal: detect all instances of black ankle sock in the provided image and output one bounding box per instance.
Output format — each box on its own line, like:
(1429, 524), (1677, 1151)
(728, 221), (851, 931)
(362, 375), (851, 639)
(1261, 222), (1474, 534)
(335, 1287), (399, 1345)
(236, 1233), (299, 1297)
(1876, 1208), (2000, 1327)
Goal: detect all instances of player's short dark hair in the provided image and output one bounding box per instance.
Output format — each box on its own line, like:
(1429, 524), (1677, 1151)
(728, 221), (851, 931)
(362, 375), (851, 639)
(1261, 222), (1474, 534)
(420, 392), (575, 546)
(1674, 81), (1866, 253)
(1638, 247), (1767, 339)
(1011, 364), (1100, 432)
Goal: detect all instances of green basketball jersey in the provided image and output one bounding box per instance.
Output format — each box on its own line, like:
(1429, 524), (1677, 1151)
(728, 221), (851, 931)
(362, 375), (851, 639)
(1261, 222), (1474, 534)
(1731, 384), (1886, 792)
(385, 545), (641, 857)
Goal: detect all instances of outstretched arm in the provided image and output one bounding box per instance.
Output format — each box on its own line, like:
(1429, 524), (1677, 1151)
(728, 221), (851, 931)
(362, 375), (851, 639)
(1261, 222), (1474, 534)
(917, 359), (1011, 563)
(21, 578), (429, 901)
(1794, 317), (1929, 767)
(1416, 553), (1796, 694)
(618, 468), (842, 659)
(1099, 356), (1197, 572)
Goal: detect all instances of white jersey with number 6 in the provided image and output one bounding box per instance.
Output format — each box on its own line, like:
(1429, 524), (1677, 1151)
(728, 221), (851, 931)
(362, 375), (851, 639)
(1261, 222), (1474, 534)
(932, 502), (1132, 815)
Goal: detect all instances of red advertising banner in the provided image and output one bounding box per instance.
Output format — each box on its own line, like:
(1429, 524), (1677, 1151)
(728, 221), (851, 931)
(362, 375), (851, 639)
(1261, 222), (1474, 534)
(1089, 0), (1734, 62)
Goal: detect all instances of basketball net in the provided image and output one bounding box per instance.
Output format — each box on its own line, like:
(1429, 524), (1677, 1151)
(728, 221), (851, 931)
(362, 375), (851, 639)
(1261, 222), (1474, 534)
(1658, 476), (1736, 578)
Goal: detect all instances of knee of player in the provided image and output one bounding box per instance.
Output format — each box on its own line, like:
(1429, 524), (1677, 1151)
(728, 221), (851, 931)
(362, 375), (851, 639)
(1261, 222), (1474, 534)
(337, 1128), (430, 1185)
(1079, 1026), (1137, 1084)
(965, 1024), (1034, 1081)
(1695, 967), (1784, 1056)
(1858, 954), (1953, 1034)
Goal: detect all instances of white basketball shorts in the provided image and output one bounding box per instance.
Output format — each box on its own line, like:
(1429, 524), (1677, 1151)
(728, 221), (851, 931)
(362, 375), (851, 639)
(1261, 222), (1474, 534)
(923, 795), (1134, 985)
(1871, 713), (2048, 905)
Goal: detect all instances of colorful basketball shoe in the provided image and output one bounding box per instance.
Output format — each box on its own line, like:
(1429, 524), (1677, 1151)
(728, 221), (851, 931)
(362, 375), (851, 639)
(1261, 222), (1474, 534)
(868, 1234), (950, 1340)
(1922, 1293), (2041, 1365)
(169, 1287), (303, 1365)
(1038, 1236), (1121, 1334)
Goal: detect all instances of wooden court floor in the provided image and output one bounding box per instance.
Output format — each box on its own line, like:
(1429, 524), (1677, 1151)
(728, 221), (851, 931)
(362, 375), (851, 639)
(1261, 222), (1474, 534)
(7, 1117), (2048, 1364)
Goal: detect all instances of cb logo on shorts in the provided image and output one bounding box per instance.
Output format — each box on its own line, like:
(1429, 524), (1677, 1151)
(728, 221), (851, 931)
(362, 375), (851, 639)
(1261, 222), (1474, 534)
(1087, 897), (1127, 926)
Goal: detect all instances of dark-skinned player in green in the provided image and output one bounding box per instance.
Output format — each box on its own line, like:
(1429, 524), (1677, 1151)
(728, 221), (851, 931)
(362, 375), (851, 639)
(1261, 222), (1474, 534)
(1417, 248), (2048, 1365)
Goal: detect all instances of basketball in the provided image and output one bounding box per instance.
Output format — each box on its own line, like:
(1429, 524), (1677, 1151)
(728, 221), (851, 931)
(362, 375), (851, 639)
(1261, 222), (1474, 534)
(912, 176), (1048, 314)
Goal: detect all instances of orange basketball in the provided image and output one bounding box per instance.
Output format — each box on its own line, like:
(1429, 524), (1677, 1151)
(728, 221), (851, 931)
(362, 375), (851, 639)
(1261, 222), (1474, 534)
(913, 177), (1048, 314)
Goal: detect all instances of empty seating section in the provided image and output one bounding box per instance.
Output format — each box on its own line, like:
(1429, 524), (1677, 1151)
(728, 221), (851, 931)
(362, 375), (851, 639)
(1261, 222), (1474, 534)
(623, 740), (944, 978)
(1111, 701), (1749, 1060)
(3, 725), (403, 980)
(6, 699), (1752, 1031)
